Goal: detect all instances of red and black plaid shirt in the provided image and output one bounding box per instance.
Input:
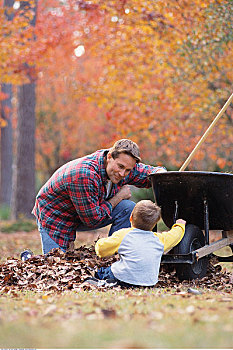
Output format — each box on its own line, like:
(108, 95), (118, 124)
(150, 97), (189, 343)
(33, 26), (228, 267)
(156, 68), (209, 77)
(32, 149), (164, 250)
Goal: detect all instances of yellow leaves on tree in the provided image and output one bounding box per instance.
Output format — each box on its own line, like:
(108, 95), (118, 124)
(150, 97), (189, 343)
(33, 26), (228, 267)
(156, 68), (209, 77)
(0, 2), (37, 84)
(2, 0), (232, 173)
(79, 0), (233, 170)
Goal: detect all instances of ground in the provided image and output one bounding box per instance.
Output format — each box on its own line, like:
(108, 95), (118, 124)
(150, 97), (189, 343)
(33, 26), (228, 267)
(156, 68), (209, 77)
(0, 227), (232, 349)
(0, 227), (108, 261)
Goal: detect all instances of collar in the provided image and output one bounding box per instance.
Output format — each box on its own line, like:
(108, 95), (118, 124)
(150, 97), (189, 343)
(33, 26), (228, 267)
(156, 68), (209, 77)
(99, 149), (110, 184)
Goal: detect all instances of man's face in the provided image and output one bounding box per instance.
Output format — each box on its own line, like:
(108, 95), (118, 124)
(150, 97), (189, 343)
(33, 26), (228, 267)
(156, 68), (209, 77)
(106, 152), (136, 184)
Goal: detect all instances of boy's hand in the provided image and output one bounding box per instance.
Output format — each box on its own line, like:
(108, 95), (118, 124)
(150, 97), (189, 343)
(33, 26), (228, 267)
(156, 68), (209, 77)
(176, 219), (186, 225)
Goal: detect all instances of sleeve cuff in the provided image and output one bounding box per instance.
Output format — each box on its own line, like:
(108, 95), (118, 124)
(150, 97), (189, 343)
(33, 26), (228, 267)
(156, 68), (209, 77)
(101, 200), (112, 217)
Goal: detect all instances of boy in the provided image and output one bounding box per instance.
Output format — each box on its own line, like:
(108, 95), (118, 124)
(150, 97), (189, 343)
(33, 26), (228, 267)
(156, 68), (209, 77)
(94, 200), (186, 287)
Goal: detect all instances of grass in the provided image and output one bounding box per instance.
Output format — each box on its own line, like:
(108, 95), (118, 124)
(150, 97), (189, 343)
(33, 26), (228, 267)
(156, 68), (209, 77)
(0, 205), (37, 233)
(0, 219), (37, 233)
(0, 289), (232, 348)
(0, 226), (232, 349)
(0, 204), (10, 220)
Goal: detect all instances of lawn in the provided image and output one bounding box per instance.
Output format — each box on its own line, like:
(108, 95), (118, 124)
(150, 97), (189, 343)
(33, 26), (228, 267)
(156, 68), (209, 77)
(0, 224), (232, 349)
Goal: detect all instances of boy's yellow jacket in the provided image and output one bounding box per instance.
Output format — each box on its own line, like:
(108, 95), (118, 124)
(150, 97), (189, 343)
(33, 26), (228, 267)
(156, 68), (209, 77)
(95, 223), (185, 258)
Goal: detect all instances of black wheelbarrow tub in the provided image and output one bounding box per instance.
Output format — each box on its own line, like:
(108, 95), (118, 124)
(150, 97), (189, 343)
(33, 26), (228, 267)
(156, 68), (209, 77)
(149, 171), (233, 231)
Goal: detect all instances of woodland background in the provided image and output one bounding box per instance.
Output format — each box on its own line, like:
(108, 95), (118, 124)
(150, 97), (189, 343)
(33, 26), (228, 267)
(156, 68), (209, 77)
(0, 0), (232, 219)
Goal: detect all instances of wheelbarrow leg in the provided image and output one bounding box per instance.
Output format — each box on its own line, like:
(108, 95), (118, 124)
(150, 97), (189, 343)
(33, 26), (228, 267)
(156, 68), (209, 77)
(204, 199), (209, 245)
(173, 200), (179, 224)
(226, 231), (233, 255)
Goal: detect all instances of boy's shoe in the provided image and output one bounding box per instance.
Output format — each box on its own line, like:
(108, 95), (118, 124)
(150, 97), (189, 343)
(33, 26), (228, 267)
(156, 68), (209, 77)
(84, 277), (118, 288)
(84, 277), (106, 287)
(84, 276), (99, 283)
(104, 279), (118, 288)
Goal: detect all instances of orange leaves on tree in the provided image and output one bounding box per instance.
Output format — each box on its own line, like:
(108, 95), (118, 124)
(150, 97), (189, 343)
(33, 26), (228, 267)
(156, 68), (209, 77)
(78, 0), (233, 170)
(0, 1), (37, 84)
(3, 0), (231, 173)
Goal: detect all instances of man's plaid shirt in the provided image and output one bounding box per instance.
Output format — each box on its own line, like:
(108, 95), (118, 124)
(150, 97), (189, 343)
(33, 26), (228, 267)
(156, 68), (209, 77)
(32, 149), (165, 250)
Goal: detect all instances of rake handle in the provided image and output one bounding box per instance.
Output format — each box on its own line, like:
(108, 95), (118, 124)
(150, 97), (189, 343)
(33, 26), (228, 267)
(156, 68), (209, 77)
(179, 93), (233, 172)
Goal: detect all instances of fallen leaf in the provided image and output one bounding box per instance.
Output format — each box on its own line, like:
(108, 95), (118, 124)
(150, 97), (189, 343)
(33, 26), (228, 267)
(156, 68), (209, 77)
(101, 308), (117, 318)
(43, 305), (57, 316)
(186, 305), (195, 314)
(220, 297), (232, 302)
(187, 288), (202, 295)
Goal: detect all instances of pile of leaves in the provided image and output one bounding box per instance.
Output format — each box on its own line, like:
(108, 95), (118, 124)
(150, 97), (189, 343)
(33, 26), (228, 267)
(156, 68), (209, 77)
(157, 261), (232, 293)
(0, 245), (118, 293)
(0, 244), (232, 293)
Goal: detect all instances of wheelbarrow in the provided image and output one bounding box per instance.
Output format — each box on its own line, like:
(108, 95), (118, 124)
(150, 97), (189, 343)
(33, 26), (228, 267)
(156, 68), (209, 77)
(149, 171), (233, 280)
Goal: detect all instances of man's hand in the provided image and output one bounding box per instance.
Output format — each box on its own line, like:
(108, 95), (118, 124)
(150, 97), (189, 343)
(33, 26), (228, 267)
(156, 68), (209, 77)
(117, 185), (131, 200)
(108, 185), (131, 208)
(155, 167), (167, 173)
(176, 219), (186, 225)
(67, 241), (75, 252)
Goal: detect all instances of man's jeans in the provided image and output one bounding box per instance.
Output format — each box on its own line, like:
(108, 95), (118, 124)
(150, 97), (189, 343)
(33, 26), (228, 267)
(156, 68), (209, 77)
(38, 222), (66, 254)
(77, 199), (135, 236)
(38, 199), (135, 254)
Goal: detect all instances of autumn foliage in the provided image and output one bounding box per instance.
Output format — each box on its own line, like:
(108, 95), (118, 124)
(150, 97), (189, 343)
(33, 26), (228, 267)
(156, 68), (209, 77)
(1, 0), (232, 180)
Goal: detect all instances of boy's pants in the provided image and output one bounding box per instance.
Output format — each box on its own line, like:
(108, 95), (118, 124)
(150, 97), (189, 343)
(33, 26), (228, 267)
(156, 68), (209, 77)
(38, 199), (135, 254)
(96, 266), (142, 288)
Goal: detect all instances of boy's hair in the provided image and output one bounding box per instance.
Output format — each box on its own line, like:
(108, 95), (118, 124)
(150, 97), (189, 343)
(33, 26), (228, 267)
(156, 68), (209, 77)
(131, 200), (161, 231)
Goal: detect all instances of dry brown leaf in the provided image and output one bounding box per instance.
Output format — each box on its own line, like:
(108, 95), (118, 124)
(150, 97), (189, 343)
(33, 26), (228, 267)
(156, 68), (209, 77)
(101, 308), (117, 318)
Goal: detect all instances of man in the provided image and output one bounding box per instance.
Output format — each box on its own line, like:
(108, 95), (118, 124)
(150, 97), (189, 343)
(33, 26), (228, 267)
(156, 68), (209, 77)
(32, 139), (166, 254)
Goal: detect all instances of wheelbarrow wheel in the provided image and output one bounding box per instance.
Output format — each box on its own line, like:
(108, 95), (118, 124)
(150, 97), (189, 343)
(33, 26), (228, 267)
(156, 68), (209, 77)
(173, 224), (208, 281)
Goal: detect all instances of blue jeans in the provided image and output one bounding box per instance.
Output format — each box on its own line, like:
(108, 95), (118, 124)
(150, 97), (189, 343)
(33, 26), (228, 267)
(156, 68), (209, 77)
(38, 199), (135, 254)
(38, 222), (66, 254)
(77, 199), (135, 236)
(96, 266), (140, 288)
(96, 266), (116, 280)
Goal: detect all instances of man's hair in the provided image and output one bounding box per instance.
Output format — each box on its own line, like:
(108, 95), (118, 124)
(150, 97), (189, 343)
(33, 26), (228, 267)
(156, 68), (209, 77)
(110, 139), (141, 163)
(131, 200), (161, 231)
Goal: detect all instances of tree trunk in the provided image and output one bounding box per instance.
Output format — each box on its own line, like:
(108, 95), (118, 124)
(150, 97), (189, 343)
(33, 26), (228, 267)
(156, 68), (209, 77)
(0, 0), (14, 207)
(11, 0), (38, 220)
(0, 84), (13, 206)
(12, 83), (36, 219)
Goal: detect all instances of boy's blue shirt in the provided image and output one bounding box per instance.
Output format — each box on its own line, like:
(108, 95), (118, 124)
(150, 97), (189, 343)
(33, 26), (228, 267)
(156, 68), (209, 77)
(111, 228), (164, 286)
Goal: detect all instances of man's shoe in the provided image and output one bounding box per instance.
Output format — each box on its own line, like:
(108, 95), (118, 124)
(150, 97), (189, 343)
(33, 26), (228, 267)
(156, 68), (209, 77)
(20, 249), (33, 261)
